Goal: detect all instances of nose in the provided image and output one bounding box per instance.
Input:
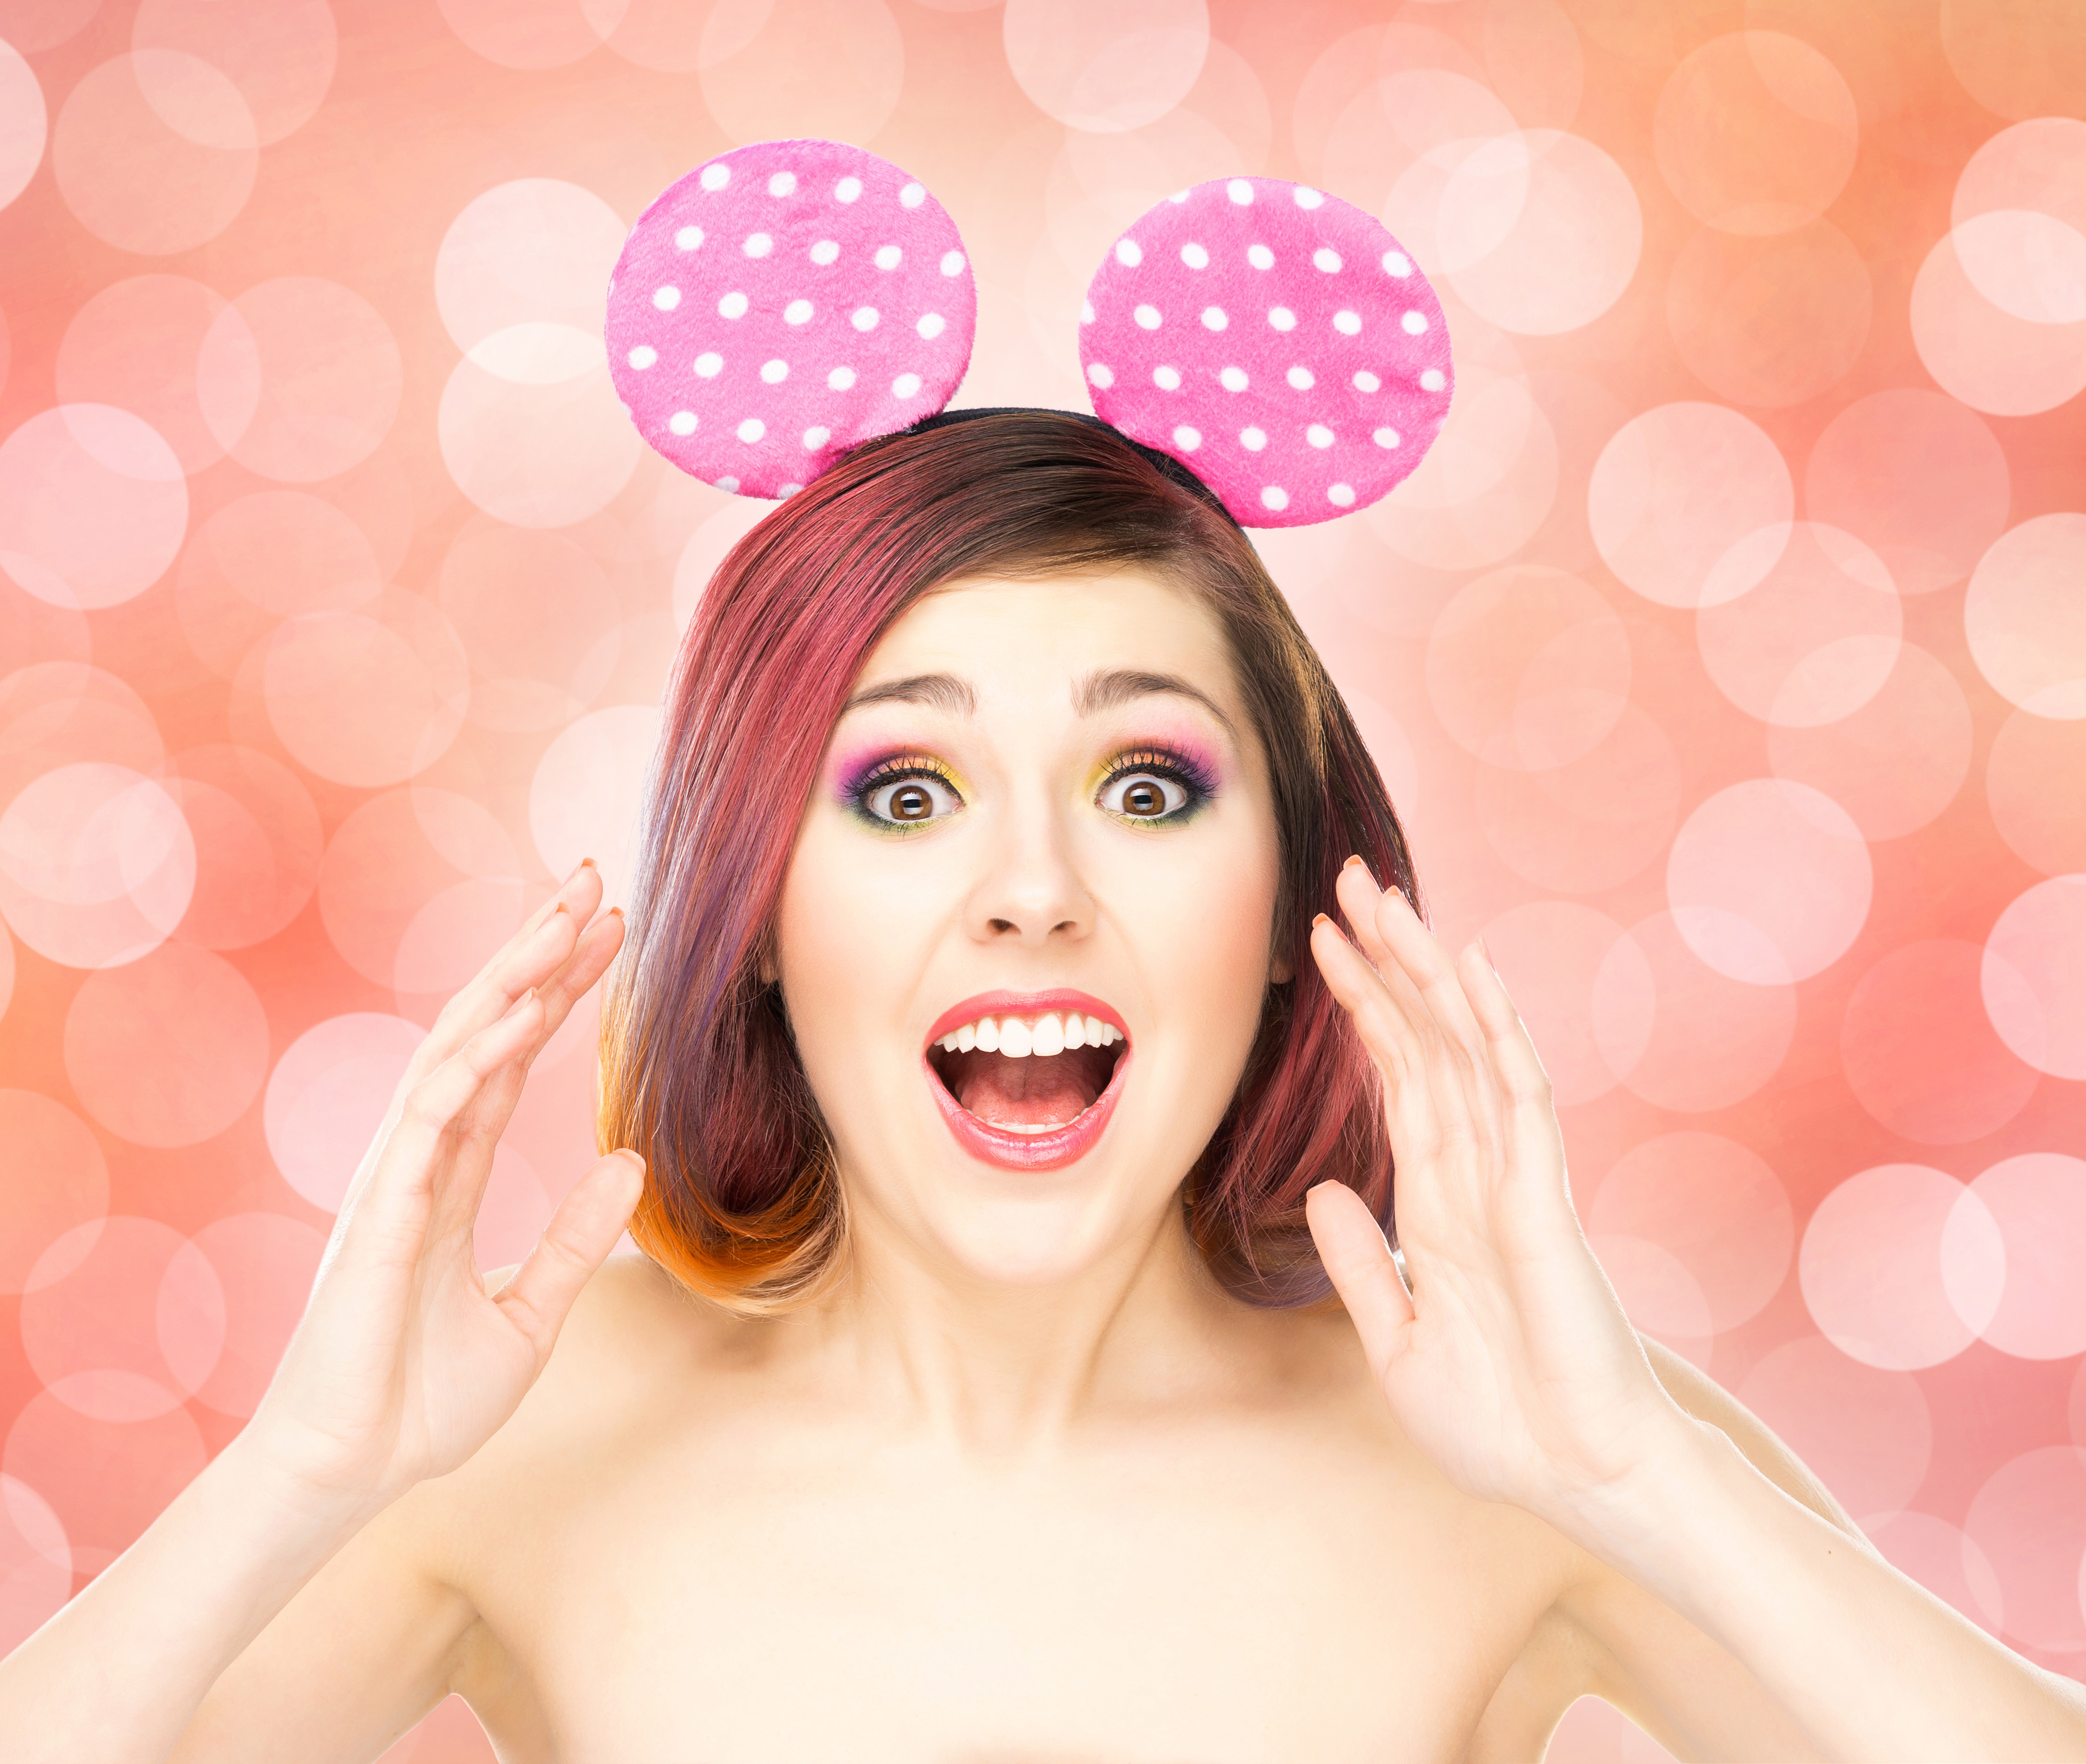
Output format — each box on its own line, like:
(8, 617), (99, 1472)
(963, 792), (1095, 948)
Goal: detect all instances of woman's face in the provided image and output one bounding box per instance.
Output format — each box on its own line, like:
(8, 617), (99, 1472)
(774, 567), (1286, 1291)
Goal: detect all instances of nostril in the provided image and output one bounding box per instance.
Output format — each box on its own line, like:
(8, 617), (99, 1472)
(986, 917), (1017, 934)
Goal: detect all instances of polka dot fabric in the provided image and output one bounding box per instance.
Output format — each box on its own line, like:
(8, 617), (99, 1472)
(606, 140), (976, 498)
(1080, 178), (1454, 527)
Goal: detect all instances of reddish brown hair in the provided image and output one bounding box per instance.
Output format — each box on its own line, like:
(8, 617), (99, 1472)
(598, 412), (1418, 1313)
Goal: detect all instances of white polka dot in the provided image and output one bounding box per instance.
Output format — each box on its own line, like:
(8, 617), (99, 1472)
(828, 366), (856, 390)
(803, 426), (830, 449)
(628, 345), (658, 370)
(836, 176), (863, 203)
(1081, 300), (1096, 324)
(1373, 427), (1400, 448)
(1294, 187), (1324, 209)
(1313, 247), (1343, 273)
(1220, 366), (1248, 392)
(899, 182), (924, 208)
(777, 483), (801, 497)
(784, 298), (814, 325)
(736, 417), (765, 443)
(653, 285), (681, 310)
(760, 358), (788, 384)
(1333, 309), (1362, 335)
(1354, 370), (1381, 393)
(893, 373), (922, 398)
(1248, 243), (1274, 270)
(700, 163), (730, 193)
(669, 411), (697, 435)
(1287, 365), (1315, 390)
(916, 312), (946, 339)
(1182, 242), (1209, 270)
(852, 307), (879, 331)
(718, 291), (749, 319)
(695, 351), (723, 377)
(1262, 486), (1289, 511)
(1328, 483), (1356, 507)
(1269, 307), (1296, 331)
(716, 475), (739, 492)
(874, 244), (902, 271)
(743, 232), (773, 257)
(1228, 179), (1253, 205)
(1115, 237), (1142, 267)
(1153, 365), (1181, 390)
(1202, 307), (1229, 330)
(768, 171), (797, 198)
(1384, 251), (1412, 277)
(1307, 424), (1335, 448)
(1420, 368), (1446, 392)
(1402, 310), (1428, 334)
(811, 239), (840, 266)
(675, 226), (704, 251)
(1173, 425), (1202, 451)
(1135, 304), (1162, 330)
(1241, 427), (1267, 451)
(941, 250), (965, 277)
(1087, 362), (1114, 388)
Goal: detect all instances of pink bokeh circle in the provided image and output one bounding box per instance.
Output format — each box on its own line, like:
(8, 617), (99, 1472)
(0, 405), (188, 610)
(260, 592), (470, 789)
(1799, 1163), (2003, 1370)
(317, 787), (525, 998)
(698, 0), (907, 147)
(263, 1012), (425, 1212)
(163, 745), (323, 950)
(1988, 709), (2086, 877)
(185, 1211), (327, 1417)
(1652, 32), (1857, 235)
(1476, 900), (1630, 1104)
(439, 355), (643, 527)
(435, 177), (626, 358)
(0, 762), (195, 970)
(1803, 389), (2009, 598)
(0, 1473), (71, 1657)
(1982, 875), (2086, 1079)
(20, 1216), (224, 1421)
(1734, 1334), (1932, 1521)
(55, 275), (236, 473)
(439, 523), (620, 733)
(50, 52), (255, 254)
(1841, 942), (2038, 1145)
(1592, 910), (1796, 1112)
(529, 704), (665, 912)
(1963, 1446), (2086, 1653)
(1910, 230), (2086, 418)
(1666, 779), (1872, 985)
(1965, 514), (2086, 720)
(1859, 1511), (2005, 1637)
(1953, 121), (2086, 321)
(1002, 0), (1209, 133)
(1666, 220), (1871, 409)
(0, 1090), (110, 1296)
(196, 489), (385, 619)
(63, 941), (269, 1147)
(436, 0), (603, 69)
(1590, 1131), (1792, 1330)
(197, 277), (403, 482)
(1475, 703), (1680, 895)
(1767, 643), (1972, 842)
(1364, 365), (1557, 571)
(0, 661), (163, 804)
(131, 0), (336, 146)
(1695, 521), (1900, 728)
(0, 40), (47, 211)
(2, 1391), (206, 1575)
(1966, 1153), (2086, 1360)
(1588, 401), (1793, 608)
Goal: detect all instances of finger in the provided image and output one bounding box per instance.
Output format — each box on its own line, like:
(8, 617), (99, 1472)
(493, 1150), (647, 1365)
(1363, 880), (1487, 1056)
(1307, 1180), (1414, 1373)
(522, 905), (626, 1062)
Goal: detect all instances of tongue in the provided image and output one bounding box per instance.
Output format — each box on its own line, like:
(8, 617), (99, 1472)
(945, 1049), (1107, 1132)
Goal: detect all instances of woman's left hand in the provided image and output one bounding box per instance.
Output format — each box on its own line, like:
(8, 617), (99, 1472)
(1304, 859), (1691, 1529)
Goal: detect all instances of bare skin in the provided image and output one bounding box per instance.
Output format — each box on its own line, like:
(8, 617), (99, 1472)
(4, 570), (2082, 1763)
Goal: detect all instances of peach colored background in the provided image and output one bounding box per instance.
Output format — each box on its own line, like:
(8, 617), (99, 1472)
(2, 1), (2084, 1756)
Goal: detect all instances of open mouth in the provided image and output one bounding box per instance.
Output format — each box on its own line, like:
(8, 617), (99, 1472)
(922, 997), (1132, 1170)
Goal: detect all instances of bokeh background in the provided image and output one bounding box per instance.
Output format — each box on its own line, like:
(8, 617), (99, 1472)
(1, 0), (2084, 1755)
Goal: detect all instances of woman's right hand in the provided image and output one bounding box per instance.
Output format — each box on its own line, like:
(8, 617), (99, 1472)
(238, 861), (643, 1521)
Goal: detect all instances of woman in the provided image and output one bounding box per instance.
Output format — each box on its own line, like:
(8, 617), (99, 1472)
(0, 409), (2080, 1761)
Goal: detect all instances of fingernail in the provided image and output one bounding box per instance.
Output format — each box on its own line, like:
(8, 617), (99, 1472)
(1312, 911), (1331, 927)
(581, 856), (597, 871)
(608, 905), (625, 920)
(1342, 854), (1365, 870)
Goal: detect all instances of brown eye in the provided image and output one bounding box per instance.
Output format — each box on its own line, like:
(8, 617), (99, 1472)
(890, 784), (932, 821)
(1124, 781), (1164, 816)
(1101, 770), (1188, 820)
(863, 772), (960, 826)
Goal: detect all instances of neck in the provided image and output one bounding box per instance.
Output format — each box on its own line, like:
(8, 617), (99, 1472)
(788, 1194), (1254, 1459)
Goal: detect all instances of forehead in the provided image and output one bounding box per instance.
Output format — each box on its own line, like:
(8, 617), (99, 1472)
(857, 568), (1235, 698)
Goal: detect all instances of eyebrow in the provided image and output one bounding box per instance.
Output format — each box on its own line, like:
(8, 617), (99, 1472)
(839, 666), (1234, 733)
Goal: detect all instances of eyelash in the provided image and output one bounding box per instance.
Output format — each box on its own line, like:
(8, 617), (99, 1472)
(845, 745), (1216, 829)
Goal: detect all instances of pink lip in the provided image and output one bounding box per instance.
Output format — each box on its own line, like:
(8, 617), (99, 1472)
(922, 989), (1132, 1174)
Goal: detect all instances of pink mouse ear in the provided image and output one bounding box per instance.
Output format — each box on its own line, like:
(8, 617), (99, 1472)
(1079, 178), (1453, 527)
(606, 140), (977, 499)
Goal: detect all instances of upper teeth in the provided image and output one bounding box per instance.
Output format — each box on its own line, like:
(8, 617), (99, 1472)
(938, 1012), (1121, 1057)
